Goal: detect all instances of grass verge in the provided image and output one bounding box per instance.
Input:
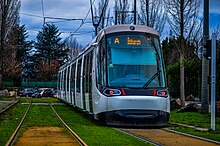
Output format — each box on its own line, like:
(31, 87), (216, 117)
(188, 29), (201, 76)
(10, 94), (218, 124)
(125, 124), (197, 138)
(0, 96), (16, 101)
(170, 109), (220, 142)
(53, 105), (151, 146)
(18, 97), (60, 103)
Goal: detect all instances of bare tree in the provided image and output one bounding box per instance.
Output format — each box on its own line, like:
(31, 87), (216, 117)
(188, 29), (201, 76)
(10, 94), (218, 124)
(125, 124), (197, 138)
(66, 37), (82, 60)
(165, 0), (201, 107)
(95, 0), (110, 31)
(139, 0), (167, 35)
(213, 24), (220, 39)
(90, 0), (109, 35)
(114, 0), (131, 24)
(0, 0), (20, 88)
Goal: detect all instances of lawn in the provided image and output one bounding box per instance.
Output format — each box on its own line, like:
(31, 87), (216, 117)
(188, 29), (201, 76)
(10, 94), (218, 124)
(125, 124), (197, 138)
(170, 109), (220, 142)
(18, 97), (60, 103)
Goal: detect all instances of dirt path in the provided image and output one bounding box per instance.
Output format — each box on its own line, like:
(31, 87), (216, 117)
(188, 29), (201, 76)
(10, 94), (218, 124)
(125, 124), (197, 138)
(124, 129), (219, 146)
(14, 126), (80, 146)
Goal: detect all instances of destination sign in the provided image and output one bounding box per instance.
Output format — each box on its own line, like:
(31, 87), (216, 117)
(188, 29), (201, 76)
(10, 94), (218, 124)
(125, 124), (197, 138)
(113, 37), (142, 45)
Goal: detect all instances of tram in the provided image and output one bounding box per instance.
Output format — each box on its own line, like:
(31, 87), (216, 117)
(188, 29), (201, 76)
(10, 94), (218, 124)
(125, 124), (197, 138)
(58, 25), (170, 126)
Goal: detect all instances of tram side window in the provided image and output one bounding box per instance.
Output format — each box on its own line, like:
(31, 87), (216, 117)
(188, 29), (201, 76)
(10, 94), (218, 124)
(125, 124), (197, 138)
(67, 66), (70, 92)
(61, 71), (64, 92)
(96, 39), (106, 86)
(58, 72), (61, 91)
(83, 55), (88, 94)
(76, 59), (82, 92)
(88, 51), (93, 94)
(71, 63), (76, 95)
(63, 69), (67, 96)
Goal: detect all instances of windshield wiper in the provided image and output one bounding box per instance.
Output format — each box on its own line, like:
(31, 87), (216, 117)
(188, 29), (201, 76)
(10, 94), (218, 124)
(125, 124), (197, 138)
(142, 72), (158, 88)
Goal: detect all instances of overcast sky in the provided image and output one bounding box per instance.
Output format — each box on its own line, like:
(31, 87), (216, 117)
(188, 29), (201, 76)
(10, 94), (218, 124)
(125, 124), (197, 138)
(20, 0), (220, 47)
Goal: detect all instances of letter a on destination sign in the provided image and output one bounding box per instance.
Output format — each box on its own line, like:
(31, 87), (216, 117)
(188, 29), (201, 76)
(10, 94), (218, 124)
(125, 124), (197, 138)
(114, 38), (120, 44)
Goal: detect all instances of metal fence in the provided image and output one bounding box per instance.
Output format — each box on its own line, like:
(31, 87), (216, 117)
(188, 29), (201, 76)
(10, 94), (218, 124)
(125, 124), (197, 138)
(2, 81), (57, 89)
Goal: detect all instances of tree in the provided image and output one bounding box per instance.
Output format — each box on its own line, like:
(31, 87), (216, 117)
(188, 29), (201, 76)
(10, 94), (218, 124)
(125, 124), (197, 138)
(34, 23), (68, 81)
(139, 0), (167, 35)
(3, 24), (33, 84)
(162, 37), (201, 100)
(114, 0), (132, 24)
(16, 25), (33, 63)
(94, 0), (110, 31)
(15, 25), (34, 81)
(165, 0), (201, 107)
(0, 0), (20, 88)
(66, 37), (82, 59)
(90, 0), (109, 35)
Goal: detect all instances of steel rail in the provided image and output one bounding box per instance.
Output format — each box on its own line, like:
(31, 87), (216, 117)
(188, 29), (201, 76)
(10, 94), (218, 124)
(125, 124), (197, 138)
(114, 128), (162, 146)
(50, 104), (88, 146)
(5, 102), (32, 146)
(0, 100), (19, 115)
(117, 127), (220, 146)
(163, 128), (220, 145)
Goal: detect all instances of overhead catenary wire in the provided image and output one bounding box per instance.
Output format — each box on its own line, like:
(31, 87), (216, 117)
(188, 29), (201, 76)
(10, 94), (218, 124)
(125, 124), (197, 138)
(21, 1), (96, 43)
(63, 0), (96, 43)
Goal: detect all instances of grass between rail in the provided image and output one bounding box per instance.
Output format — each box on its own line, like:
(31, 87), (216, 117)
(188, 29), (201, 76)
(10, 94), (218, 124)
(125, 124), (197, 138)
(0, 104), (28, 146)
(53, 105), (150, 146)
(170, 109), (220, 142)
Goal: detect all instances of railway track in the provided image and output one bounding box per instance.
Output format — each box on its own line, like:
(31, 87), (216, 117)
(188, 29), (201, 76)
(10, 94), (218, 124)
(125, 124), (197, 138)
(5, 102), (31, 146)
(50, 104), (87, 146)
(0, 100), (19, 115)
(5, 103), (87, 146)
(116, 128), (220, 146)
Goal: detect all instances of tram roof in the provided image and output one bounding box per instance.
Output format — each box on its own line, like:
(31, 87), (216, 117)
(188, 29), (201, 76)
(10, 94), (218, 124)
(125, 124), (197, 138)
(101, 24), (158, 36)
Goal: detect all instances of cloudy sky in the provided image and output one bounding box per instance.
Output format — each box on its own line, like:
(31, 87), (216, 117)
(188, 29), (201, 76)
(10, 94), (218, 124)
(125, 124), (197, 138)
(20, 0), (220, 47)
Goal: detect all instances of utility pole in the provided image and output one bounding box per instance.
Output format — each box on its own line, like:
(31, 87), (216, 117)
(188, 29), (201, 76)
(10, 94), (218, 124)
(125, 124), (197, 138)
(201, 0), (209, 114)
(211, 33), (216, 130)
(134, 0), (137, 25)
(115, 11), (118, 25)
(146, 0), (149, 26)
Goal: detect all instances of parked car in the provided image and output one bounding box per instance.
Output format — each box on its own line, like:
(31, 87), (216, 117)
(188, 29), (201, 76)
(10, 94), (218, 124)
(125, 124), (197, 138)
(19, 88), (35, 97)
(42, 89), (54, 97)
(31, 89), (44, 98)
(32, 88), (54, 98)
(52, 90), (58, 98)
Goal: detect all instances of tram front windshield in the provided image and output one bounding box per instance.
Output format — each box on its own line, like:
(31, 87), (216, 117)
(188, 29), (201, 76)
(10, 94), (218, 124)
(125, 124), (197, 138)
(107, 33), (165, 88)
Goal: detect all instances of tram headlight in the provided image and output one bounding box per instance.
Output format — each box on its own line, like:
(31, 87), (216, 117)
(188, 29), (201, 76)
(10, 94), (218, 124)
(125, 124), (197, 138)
(156, 90), (168, 97)
(103, 88), (121, 96)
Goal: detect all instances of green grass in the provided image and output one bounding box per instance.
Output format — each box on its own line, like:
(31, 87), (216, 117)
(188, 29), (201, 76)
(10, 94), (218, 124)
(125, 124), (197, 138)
(170, 109), (220, 130)
(170, 109), (220, 142)
(171, 126), (220, 142)
(53, 105), (151, 146)
(0, 96), (16, 101)
(0, 104), (28, 146)
(1, 103), (150, 146)
(23, 105), (61, 127)
(18, 97), (60, 103)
